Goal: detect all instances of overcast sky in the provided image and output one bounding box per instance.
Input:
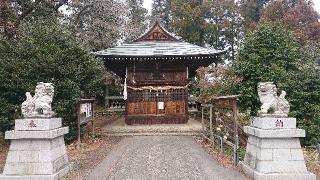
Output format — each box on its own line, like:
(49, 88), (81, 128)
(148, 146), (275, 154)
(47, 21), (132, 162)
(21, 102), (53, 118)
(313, 0), (320, 13)
(143, 0), (320, 15)
(143, 0), (152, 14)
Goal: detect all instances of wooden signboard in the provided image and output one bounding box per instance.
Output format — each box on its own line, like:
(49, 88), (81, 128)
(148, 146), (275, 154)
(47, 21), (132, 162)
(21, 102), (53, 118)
(213, 95), (239, 109)
(76, 98), (96, 145)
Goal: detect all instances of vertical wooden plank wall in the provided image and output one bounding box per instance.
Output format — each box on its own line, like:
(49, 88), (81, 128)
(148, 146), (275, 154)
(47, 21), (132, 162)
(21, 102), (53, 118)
(125, 62), (189, 124)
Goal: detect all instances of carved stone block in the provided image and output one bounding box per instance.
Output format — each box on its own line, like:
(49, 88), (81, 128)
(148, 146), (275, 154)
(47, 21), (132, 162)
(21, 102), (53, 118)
(0, 118), (71, 180)
(240, 117), (316, 180)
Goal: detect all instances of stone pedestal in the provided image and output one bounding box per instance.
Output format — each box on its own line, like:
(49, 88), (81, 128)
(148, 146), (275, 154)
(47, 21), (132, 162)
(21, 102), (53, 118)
(240, 117), (316, 180)
(0, 118), (71, 180)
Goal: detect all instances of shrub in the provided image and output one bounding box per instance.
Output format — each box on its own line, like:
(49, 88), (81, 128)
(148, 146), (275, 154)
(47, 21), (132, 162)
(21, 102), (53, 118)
(0, 17), (105, 141)
(233, 22), (320, 145)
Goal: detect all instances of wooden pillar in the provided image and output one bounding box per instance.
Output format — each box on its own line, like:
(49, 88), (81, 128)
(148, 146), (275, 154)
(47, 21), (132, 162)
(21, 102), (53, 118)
(105, 85), (109, 108)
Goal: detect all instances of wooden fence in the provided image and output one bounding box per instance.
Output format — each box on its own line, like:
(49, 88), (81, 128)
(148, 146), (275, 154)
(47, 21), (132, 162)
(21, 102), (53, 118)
(201, 95), (240, 164)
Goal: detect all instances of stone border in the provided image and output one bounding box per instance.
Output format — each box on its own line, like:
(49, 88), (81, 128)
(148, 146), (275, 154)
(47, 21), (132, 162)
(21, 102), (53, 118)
(240, 161), (316, 180)
(244, 126), (305, 138)
(0, 163), (71, 180)
(5, 127), (68, 139)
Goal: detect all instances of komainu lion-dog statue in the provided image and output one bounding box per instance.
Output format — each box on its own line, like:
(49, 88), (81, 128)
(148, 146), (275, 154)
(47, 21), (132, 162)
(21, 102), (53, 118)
(257, 82), (290, 117)
(21, 82), (55, 118)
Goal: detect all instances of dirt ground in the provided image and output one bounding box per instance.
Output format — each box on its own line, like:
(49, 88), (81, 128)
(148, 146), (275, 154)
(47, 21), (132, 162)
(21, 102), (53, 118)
(195, 137), (236, 169)
(62, 136), (122, 180)
(62, 112), (123, 180)
(304, 148), (320, 179)
(0, 111), (124, 180)
(0, 133), (9, 174)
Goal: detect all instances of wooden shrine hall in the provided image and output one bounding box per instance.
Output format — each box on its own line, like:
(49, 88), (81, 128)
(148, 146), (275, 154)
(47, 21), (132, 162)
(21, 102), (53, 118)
(95, 21), (223, 125)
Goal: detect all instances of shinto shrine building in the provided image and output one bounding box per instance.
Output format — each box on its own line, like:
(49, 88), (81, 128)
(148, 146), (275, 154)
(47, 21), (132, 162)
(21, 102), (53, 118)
(95, 22), (223, 125)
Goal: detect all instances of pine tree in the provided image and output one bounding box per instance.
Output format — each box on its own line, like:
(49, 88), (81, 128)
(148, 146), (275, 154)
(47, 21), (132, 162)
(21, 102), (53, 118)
(126, 0), (148, 41)
(170, 0), (243, 62)
(170, 0), (207, 46)
(239, 0), (271, 34)
(151, 0), (171, 29)
(68, 0), (129, 50)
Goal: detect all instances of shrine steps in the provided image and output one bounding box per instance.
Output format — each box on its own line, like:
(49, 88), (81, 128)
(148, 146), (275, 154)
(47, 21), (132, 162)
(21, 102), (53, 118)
(102, 117), (202, 136)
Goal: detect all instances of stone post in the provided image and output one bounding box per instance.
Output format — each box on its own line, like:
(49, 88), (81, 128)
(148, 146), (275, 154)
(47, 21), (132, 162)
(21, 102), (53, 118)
(240, 82), (316, 179)
(0, 117), (71, 180)
(240, 117), (316, 180)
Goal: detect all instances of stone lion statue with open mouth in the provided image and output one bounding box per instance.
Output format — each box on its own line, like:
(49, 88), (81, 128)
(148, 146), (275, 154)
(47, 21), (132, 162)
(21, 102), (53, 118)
(21, 82), (55, 118)
(257, 82), (290, 117)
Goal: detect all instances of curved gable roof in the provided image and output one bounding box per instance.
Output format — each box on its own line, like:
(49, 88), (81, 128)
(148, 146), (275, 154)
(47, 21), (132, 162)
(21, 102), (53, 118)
(134, 21), (178, 42)
(94, 21), (223, 57)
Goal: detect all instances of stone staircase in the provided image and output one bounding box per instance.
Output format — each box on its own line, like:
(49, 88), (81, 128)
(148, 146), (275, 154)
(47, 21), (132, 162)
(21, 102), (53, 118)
(102, 118), (203, 136)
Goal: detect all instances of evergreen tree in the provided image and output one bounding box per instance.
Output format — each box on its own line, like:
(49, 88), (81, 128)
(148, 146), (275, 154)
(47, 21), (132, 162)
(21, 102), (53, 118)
(170, 0), (244, 62)
(0, 0), (67, 38)
(239, 0), (271, 34)
(205, 0), (244, 62)
(151, 0), (171, 29)
(126, 0), (148, 41)
(234, 22), (301, 115)
(171, 0), (207, 46)
(0, 17), (105, 141)
(233, 22), (320, 145)
(68, 0), (129, 50)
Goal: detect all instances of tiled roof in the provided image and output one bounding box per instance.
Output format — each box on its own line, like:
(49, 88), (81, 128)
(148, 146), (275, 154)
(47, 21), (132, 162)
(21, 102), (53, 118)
(94, 41), (222, 57)
(94, 21), (223, 57)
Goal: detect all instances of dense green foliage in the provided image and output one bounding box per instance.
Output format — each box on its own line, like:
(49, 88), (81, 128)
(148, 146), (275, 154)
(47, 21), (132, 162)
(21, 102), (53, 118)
(287, 44), (320, 145)
(0, 17), (105, 141)
(234, 22), (301, 114)
(234, 22), (320, 145)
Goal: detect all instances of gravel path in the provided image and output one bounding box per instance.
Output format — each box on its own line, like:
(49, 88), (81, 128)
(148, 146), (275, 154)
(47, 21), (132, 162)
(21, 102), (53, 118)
(86, 136), (245, 180)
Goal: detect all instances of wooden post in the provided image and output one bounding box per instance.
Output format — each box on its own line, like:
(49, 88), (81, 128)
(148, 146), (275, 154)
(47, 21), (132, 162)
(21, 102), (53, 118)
(220, 136), (223, 153)
(209, 106), (213, 140)
(105, 86), (109, 108)
(201, 106), (204, 132)
(92, 101), (95, 139)
(76, 100), (81, 148)
(233, 103), (239, 164)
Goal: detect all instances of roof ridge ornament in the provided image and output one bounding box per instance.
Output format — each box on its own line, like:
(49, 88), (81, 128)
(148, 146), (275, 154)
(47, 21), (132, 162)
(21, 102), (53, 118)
(134, 21), (178, 42)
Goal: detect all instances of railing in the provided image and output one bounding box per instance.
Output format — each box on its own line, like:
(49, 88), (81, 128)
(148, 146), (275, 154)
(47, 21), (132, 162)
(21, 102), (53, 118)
(105, 95), (201, 112)
(105, 96), (125, 111)
(201, 95), (240, 164)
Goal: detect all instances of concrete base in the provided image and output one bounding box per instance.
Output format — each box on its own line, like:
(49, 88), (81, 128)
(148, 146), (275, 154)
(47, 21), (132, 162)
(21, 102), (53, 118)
(102, 117), (202, 136)
(241, 117), (316, 180)
(1, 118), (71, 180)
(240, 162), (316, 180)
(0, 163), (71, 180)
(14, 118), (62, 131)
